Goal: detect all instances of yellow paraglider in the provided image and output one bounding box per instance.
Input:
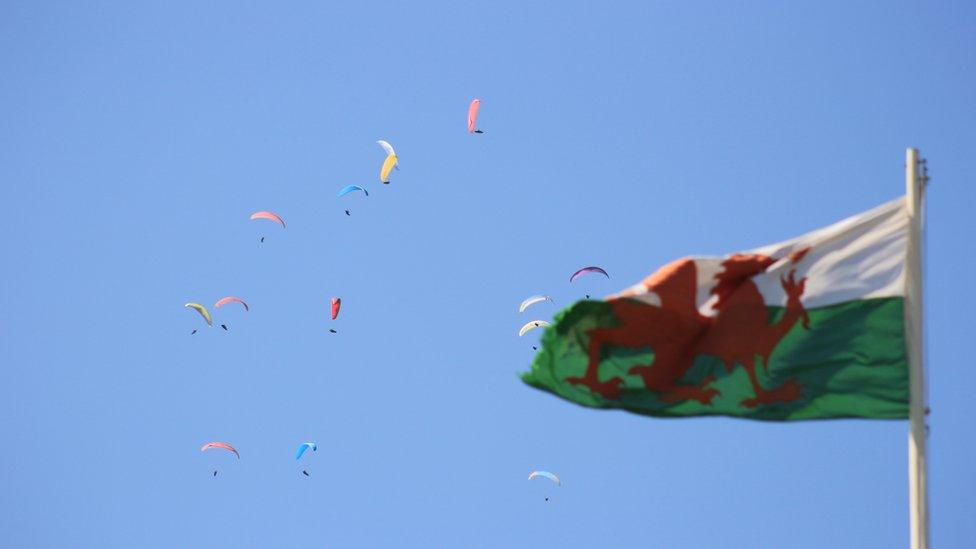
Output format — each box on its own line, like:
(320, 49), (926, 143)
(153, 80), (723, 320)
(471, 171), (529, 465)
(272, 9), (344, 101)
(380, 154), (398, 184)
(377, 140), (398, 184)
(185, 302), (213, 327)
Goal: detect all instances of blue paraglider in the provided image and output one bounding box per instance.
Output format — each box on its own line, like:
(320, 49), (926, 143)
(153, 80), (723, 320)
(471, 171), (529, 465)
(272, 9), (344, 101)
(337, 185), (368, 198)
(296, 442), (318, 460)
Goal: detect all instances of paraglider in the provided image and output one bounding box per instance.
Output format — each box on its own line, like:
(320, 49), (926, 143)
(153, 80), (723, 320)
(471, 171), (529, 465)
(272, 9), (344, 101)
(528, 470), (561, 485)
(519, 320), (550, 337)
(377, 140), (399, 183)
(380, 154), (398, 184)
(201, 441), (240, 459)
(191, 329), (198, 335)
(519, 295), (553, 313)
(329, 329), (337, 334)
(220, 324), (228, 331)
(250, 211), (286, 228)
(338, 185), (368, 198)
(331, 298), (341, 320)
(296, 442), (317, 460)
(467, 99), (483, 134)
(569, 266), (609, 283)
(214, 296), (249, 312)
(345, 210), (351, 216)
(297, 442), (316, 477)
(185, 303), (213, 327)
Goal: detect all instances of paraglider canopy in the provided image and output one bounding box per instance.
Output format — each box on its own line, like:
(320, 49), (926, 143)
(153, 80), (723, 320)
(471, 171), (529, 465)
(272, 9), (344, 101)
(338, 185), (368, 198)
(519, 320), (550, 337)
(519, 295), (553, 313)
(331, 297), (341, 320)
(214, 296), (249, 311)
(296, 442), (317, 460)
(528, 471), (561, 485)
(380, 154), (398, 184)
(201, 442), (239, 459)
(250, 211), (286, 228)
(185, 303), (213, 327)
(377, 140), (399, 184)
(467, 99), (481, 133)
(569, 266), (609, 283)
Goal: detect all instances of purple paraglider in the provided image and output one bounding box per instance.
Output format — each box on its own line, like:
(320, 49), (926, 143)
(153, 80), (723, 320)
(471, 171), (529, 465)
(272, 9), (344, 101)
(569, 266), (609, 283)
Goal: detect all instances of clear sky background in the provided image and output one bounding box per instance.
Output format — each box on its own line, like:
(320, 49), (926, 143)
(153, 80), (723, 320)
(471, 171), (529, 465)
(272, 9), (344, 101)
(1, 2), (973, 547)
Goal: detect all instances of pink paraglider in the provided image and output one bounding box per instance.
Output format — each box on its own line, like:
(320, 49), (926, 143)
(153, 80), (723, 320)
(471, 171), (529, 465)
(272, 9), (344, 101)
(467, 99), (482, 134)
(200, 442), (240, 459)
(214, 296), (249, 311)
(250, 211), (286, 228)
(331, 297), (341, 320)
(569, 266), (609, 283)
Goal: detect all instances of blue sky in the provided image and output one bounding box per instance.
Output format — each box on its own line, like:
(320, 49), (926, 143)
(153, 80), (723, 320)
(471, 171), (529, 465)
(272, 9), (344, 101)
(1, 1), (974, 547)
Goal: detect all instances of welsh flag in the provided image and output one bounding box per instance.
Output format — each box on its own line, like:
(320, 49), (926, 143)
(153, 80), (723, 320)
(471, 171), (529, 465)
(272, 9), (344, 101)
(522, 198), (910, 420)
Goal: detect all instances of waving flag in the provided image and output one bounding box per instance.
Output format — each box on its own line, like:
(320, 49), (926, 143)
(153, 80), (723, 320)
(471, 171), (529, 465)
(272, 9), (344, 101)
(522, 198), (910, 420)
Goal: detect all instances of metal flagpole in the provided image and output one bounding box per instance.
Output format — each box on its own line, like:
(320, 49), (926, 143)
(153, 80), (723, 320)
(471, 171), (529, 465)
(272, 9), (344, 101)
(906, 147), (929, 549)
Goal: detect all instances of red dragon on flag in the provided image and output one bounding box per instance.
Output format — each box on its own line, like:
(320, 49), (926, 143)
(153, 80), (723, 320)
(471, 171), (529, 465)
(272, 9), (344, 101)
(566, 250), (810, 407)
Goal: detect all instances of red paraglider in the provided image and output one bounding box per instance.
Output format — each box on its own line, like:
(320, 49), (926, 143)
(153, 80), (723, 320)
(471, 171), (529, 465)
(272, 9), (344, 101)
(331, 297), (341, 320)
